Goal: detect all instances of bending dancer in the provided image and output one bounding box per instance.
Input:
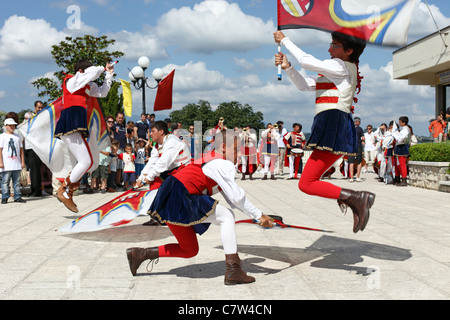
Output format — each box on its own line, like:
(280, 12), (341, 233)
(274, 31), (375, 233)
(55, 60), (115, 212)
(127, 130), (274, 285)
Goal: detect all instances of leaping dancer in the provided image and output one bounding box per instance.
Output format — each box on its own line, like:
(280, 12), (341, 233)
(55, 60), (115, 213)
(274, 31), (375, 233)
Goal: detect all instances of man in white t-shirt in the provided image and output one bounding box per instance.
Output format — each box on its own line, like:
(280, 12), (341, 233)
(363, 124), (376, 173)
(0, 118), (26, 204)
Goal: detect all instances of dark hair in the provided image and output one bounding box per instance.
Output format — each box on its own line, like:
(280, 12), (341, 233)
(331, 32), (366, 63)
(5, 112), (19, 123)
(399, 116), (409, 125)
(74, 59), (93, 73)
(151, 120), (169, 135)
(293, 123), (302, 131)
(34, 100), (44, 107)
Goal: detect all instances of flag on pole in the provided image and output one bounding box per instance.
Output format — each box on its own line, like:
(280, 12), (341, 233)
(18, 97), (110, 178)
(58, 189), (158, 233)
(154, 69), (175, 112)
(120, 79), (133, 117)
(277, 0), (416, 46)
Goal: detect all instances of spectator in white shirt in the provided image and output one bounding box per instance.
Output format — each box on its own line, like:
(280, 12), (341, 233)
(363, 124), (376, 173)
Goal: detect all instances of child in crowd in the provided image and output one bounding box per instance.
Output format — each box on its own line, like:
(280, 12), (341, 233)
(0, 118), (26, 204)
(118, 143), (136, 190)
(107, 140), (119, 192)
(134, 139), (147, 179)
(91, 144), (113, 194)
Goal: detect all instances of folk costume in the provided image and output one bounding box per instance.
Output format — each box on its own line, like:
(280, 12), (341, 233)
(56, 66), (114, 213)
(138, 133), (191, 226)
(374, 127), (387, 182)
(238, 130), (257, 180)
(127, 152), (264, 285)
(261, 127), (280, 180)
(279, 35), (375, 233)
(392, 125), (411, 186)
(283, 130), (306, 179)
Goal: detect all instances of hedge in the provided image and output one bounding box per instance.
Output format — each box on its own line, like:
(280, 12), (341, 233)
(409, 141), (450, 162)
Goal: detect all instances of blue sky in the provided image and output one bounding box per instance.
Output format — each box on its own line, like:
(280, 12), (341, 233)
(1, 0), (450, 136)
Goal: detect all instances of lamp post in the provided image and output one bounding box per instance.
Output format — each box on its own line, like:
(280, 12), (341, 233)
(128, 56), (165, 115)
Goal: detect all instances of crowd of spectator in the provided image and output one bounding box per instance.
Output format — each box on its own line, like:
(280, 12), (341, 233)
(1, 104), (449, 203)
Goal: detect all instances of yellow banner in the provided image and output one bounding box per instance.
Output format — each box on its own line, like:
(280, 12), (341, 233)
(120, 79), (133, 117)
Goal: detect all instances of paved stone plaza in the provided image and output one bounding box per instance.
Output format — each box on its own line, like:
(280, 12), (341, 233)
(0, 170), (449, 301)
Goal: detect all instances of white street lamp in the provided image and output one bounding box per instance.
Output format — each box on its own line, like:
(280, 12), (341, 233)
(128, 56), (164, 115)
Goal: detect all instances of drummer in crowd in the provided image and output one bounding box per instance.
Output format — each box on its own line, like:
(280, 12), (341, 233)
(283, 123), (306, 180)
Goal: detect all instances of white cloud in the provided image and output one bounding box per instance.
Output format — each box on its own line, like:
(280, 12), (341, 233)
(409, 1), (450, 38)
(0, 15), (67, 62)
(108, 27), (169, 60)
(29, 71), (59, 84)
(155, 0), (275, 53)
(162, 61), (225, 92)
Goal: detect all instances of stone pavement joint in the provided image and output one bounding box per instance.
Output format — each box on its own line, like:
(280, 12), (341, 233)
(0, 171), (449, 300)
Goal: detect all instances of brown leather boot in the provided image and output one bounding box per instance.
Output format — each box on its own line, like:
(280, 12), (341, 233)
(57, 177), (79, 213)
(224, 254), (255, 285)
(126, 247), (159, 276)
(337, 189), (376, 233)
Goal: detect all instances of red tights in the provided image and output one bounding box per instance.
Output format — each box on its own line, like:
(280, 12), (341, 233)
(158, 224), (199, 258)
(397, 156), (407, 178)
(299, 149), (343, 199)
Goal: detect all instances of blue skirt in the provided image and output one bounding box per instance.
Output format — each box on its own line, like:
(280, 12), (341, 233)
(394, 144), (409, 156)
(54, 106), (89, 138)
(307, 109), (357, 156)
(149, 176), (217, 235)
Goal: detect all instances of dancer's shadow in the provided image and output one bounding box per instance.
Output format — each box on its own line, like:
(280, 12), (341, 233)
(140, 235), (411, 279)
(239, 235), (412, 276)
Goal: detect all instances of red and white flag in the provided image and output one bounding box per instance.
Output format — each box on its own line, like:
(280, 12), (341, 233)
(278, 0), (416, 46)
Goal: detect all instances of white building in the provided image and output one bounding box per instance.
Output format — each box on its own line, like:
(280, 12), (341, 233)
(393, 25), (450, 116)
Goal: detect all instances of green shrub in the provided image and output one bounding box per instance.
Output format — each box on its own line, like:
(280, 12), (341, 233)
(409, 142), (450, 162)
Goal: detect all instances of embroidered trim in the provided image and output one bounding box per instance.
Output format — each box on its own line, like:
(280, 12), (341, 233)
(148, 199), (219, 227)
(307, 144), (356, 157)
(54, 128), (89, 138)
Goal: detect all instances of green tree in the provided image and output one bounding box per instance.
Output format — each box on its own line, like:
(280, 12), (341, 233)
(170, 100), (215, 128)
(170, 100), (265, 131)
(32, 35), (124, 116)
(214, 101), (265, 130)
(101, 82), (124, 117)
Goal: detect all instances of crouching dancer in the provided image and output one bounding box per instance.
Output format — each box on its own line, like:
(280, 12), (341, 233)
(127, 130), (274, 285)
